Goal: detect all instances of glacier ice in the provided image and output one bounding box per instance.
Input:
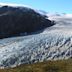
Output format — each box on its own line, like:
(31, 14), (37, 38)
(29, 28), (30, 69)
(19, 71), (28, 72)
(0, 24), (72, 68)
(0, 12), (72, 68)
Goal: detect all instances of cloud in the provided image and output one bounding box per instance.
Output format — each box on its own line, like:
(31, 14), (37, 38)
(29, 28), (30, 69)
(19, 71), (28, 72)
(0, 2), (31, 8)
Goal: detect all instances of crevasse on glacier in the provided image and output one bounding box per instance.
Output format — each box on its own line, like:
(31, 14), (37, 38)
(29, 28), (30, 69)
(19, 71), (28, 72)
(0, 5), (72, 68)
(0, 18), (72, 68)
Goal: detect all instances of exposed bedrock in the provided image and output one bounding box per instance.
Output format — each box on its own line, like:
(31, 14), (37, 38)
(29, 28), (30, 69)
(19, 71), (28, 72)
(0, 6), (55, 38)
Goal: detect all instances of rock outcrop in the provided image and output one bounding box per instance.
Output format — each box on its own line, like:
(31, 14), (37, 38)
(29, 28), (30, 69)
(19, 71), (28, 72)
(0, 5), (54, 38)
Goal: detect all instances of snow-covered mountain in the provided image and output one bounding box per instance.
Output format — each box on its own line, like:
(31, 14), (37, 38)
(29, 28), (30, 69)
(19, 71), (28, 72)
(0, 4), (72, 69)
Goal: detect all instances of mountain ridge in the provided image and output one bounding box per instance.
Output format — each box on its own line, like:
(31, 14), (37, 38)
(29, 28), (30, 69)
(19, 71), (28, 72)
(0, 5), (54, 39)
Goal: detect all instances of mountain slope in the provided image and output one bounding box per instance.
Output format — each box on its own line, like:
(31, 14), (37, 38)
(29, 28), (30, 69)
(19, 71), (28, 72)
(0, 5), (54, 39)
(0, 59), (72, 72)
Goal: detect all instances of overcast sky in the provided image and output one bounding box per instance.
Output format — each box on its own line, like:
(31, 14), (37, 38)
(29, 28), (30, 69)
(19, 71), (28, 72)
(0, 0), (72, 13)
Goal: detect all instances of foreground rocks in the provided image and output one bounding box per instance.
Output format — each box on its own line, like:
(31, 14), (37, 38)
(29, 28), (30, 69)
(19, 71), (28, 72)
(0, 5), (54, 38)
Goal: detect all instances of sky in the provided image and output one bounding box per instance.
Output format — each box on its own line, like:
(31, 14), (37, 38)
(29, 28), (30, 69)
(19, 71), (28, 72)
(0, 0), (72, 13)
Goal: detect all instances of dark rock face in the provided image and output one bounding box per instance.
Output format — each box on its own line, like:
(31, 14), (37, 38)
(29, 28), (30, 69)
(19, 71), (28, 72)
(0, 6), (55, 38)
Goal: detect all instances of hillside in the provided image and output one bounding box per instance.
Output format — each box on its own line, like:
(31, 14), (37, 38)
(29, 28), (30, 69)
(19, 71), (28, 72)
(0, 5), (54, 38)
(0, 59), (72, 72)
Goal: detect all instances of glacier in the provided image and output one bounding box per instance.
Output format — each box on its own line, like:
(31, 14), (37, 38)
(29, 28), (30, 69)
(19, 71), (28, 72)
(0, 4), (72, 68)
(0, 14), (72, 68)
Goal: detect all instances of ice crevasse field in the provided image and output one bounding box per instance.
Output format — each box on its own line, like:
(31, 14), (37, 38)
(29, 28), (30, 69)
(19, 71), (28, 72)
(0, 5), (72, 69)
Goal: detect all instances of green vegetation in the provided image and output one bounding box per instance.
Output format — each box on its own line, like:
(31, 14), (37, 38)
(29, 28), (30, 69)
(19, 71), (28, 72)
(0, 59), (72, 72)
